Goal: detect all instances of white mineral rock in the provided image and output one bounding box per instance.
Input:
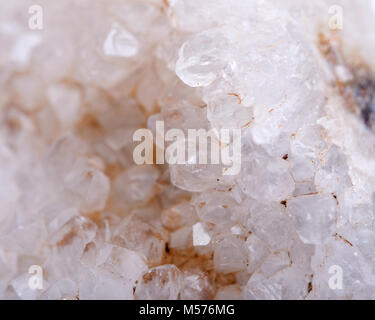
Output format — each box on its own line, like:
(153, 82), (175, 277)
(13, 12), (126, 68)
(1, 0), (375, 300)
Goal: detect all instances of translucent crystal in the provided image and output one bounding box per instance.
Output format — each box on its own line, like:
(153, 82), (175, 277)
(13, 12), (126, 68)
(103, 22), (139, 58)
(192, 222), (211, 247)
(2, 0), (375, 301)
(134, 265), (184, 300)
(214, 236), (247, 274)
(112, 215), (166, 267)
(245, 234), (270, 274)
(113, 165), (160, 209)
(47, 83), (82, 127)
(180, 271), (214, 300)
(176, 27), (236, 88)
(287, 194), (338, 245)
(169, 226), (192, 250)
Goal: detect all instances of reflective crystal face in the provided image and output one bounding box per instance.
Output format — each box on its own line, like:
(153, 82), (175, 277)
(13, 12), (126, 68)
(1, 0), (375, 300)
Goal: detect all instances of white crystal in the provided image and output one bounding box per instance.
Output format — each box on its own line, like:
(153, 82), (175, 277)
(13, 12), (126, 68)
(287, 194), (338, 245)
(2, 0), (375, 301)
(180, 271), (214, 300)
(192, 222), (211, 247)
(169, 226), (192, 250)
(176, 27), (237, 87)
(135, 265), (184, 300)
(103, 23), (139, 58)
(11, 33), (42, 65)
(214, 236), (247, 274)
(47, 83), (82, 127)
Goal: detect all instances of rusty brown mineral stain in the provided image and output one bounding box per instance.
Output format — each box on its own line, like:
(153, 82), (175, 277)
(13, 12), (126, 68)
(228, 93), (242, 104)
(335, 233), (353, 247)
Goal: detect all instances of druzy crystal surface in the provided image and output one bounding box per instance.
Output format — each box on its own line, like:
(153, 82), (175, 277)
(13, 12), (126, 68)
(1, 0), (375, 300)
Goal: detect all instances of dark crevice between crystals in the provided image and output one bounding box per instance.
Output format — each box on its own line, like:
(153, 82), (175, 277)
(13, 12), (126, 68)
(353, 77), (375, 130)
(318, 33), (375, 132)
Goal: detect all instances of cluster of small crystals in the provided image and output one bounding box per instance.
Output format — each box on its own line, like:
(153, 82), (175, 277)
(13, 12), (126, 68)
(1, 0), (375, 300)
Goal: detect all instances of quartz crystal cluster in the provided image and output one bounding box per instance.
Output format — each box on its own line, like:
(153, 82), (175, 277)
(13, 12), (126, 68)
(1, 0), (375, 300)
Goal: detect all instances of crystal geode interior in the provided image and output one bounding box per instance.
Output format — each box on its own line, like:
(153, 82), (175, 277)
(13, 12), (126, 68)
(1, 0), (375, 300)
